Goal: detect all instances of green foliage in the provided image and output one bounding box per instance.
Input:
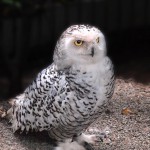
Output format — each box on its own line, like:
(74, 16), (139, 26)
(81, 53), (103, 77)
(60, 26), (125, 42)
(55, 0), (75, 4)
(1, 0), (75, 8)
(2, 0), (21, 8)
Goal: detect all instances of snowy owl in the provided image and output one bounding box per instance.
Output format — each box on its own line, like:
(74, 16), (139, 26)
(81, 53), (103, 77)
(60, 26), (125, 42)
(4, 24), (115, 149)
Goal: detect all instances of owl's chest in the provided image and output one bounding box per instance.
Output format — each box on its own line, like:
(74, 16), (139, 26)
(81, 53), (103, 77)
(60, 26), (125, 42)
(66, 71), (107, 112)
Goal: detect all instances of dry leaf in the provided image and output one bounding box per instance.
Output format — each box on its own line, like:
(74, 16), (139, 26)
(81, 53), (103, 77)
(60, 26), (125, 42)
(0, 106), (6, 118)
(121, 108), (134, 115)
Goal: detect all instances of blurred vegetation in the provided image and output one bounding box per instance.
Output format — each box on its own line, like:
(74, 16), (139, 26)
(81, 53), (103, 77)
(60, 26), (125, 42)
(1, 0), (75, 6)
(2, 0), (21, 8)
(0, 0), (47, 16)
(54, 0), (75, 4)
(0, 0), (75, 16)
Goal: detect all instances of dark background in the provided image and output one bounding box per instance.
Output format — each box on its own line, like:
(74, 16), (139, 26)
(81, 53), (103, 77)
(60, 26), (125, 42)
(0, 0), (150, 99)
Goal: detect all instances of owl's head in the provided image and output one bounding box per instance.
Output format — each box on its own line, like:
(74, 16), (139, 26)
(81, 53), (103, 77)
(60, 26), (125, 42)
(53, 25), (106, 70)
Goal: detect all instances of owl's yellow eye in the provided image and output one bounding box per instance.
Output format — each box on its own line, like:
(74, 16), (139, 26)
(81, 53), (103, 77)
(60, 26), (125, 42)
(74, 40), (83, 46)
(96, 37), (100, 43)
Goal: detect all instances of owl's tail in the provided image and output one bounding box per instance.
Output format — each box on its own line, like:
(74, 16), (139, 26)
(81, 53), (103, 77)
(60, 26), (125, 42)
(0, 98), (14, 119)
(0, 97), (22, 133)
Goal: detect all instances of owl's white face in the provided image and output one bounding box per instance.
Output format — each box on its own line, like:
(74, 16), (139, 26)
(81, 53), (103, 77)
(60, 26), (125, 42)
(53, 25), (106, 69)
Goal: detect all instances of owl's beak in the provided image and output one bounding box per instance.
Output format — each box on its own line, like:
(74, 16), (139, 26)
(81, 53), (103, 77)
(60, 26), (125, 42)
(91, 47), (94, 57)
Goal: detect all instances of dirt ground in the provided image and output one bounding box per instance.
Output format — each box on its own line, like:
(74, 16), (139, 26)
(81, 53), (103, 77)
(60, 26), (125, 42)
(0, 61), (150, 150)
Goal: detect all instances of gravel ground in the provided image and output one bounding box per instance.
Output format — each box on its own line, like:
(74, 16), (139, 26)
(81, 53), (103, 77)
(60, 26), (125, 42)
(0, 77), (150, 150)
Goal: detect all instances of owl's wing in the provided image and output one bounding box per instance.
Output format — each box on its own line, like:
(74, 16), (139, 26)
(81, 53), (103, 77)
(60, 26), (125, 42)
(25, 63), (64, 100)
(7, 63), (67, 132)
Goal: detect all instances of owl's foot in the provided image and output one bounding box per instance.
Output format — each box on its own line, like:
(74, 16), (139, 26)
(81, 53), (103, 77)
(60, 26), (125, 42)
(76, 133), (104, 145)
(74, 134), (103, 150)
(86, 127), (110, 142)
(75, 127), (111, 149)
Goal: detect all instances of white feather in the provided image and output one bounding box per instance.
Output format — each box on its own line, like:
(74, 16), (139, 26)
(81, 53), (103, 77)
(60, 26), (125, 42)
(55, 140), (86, 150)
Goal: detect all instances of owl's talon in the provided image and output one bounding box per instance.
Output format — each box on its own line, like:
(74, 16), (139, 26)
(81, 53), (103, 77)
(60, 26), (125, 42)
(76, 133), (105, 146)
